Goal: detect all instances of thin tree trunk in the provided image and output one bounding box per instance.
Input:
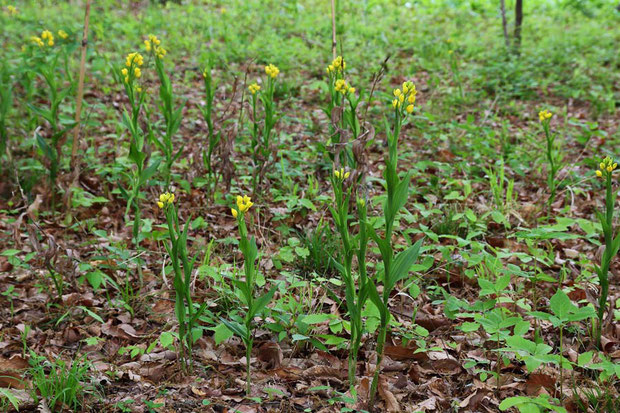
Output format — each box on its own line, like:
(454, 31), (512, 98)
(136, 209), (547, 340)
(500, 0), (510, 49)
(70, 0), (91, 169)
(330, 0), (337, 60)
(514, 0), (523, 53)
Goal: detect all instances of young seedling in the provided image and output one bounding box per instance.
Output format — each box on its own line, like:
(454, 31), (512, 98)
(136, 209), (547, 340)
(593, 157), (619, 349)
(222, 195), (276, 395)
(539, 109), (562, 212)
(324, 56), (361, 168)
(158, 192), (208, 373)
(328, 168), (370, 388)
(366, 82), (423, 409)
(117, 51), (160, 289)
(146, 35), (184, 190)
(28, 30), (77, 195)
(529, 289), (595, 399)
(248, 64), (280, 191)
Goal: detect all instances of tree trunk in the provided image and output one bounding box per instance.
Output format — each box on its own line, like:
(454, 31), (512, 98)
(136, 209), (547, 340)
(500, 0), (510, 49)
(514, 0), (523, 54)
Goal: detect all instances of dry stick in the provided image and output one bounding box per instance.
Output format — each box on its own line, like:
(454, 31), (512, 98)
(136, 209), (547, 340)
(66, 0), (92, 207)
(330, 0), (337, 60)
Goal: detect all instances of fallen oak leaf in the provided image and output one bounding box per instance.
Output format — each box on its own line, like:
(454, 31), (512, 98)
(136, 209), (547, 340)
(378, 375), (400, 413)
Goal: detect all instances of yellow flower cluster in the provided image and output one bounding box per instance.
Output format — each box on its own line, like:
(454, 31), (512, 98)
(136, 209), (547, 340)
(232, 195), (254, 218)
(143, 35), (167, 58)
(248, 83), (261, 95)
(539, 109), (552, 122)
(123, 52), (144, 83)
(125, 52), (144, 68)
(265, 64), (280, 79)
(391, 81), (417, 113)
(30, 36), (44, 47)
(334, 168), (351, 180)
(7, 5), (18, 15)
(58, 30), (68, 40)
(41, 30), (54, 46)
(144, 34), (160, 52)
(334, 79), (355, 95)
(595, 157), (617, 178)
(326, 56), (346, 74)
(157, 192), (175, 208)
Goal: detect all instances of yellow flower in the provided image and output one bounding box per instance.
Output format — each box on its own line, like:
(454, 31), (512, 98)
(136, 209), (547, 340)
(157, 192), (175, 208)
(357, 198), (366, 207)
(331, 56), (346, 71)
(121, 68), (128, 76)
(326, 64), (335, 74)
(155, 46), (167, 59)
(148, 34), (161, 45)
(348, 87), (355, 94)
(406, 104), (414, 114)
(398, 94), (405, 103)
(236, 195), (254, 214)
(134, 67), (141, 78)
(249, 83), (261, 95)
(144, 40), (152, 52)
(58, 30), (68, 40)
(538, 109), (552, 122)
(30, 36), (44, 47)
(265, 64), (280, 79)
(393, 89), (401, 97)
(392, 99), (399, 108)
(124, 76), (129, 84)
(125, 52), (144, 67)
(408, 94), (416, 104)
(596, 157), (617, 178)
(334, 168), (350, 180)
(7, 5), (18, 15)
(231, 208), (238, 218)
(334, 79), (349, 94)
(41, 30), (53, 41)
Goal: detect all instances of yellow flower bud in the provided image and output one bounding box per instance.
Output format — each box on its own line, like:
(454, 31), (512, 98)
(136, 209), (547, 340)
(231, 208), (238, 218)
(393, 89), (401, 97)
(157, 201), (164, 209)
(344, 171), (351, 179)
(596, 170), (603, 177)
(121, 68), (128, 76)
(406, 104), (414, 114)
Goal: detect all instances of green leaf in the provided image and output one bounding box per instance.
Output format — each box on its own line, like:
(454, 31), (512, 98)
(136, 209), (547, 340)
(549, 289), (574, 321)
(78, 306), (104, 323)
(302, 314), (333, 325)
(0, 388), (20, 410)
(386, 238), (423, 292)
(159, 331), (175, 348)
(213, 323), (233, 345)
